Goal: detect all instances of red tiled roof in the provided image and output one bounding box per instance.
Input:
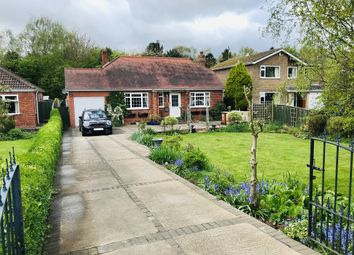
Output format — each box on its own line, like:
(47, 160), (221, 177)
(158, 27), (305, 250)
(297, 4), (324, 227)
(65, 56), (224, 92)
(0, 66), (44, 92)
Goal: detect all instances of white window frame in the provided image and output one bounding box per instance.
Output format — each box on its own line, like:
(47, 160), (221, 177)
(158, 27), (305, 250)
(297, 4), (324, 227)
(158, 92), (164, 108)
(260, 65), (280, 79)
(259, 92), (280, 104)
(0, 94), (20, 115)
(287, 66), (298, 79)
(124, 92), (149, 110)
(189, 92), (210, 108)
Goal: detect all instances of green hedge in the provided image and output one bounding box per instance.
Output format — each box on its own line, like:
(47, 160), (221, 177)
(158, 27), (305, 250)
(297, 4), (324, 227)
(17, 109), (62, 254)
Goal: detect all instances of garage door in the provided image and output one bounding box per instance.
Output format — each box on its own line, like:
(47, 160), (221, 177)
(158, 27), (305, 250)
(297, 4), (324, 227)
(74, 97), (105, 127)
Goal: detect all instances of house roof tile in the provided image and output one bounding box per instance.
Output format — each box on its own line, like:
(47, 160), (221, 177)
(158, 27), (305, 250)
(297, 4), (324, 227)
(211, 48), (306, 70)
(0, 66), (44, 92)
(65, 56), (224, 92)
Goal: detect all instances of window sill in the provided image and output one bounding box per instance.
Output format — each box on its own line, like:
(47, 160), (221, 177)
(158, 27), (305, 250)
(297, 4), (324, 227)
(127, 108), (149, 110)
(8, 113), (20, 116)
(260, 77), (281, 79)
(190, 106), (210, 108)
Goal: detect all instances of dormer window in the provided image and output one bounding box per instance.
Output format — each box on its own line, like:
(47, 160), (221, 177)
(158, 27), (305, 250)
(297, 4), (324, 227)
(288, 67), (298, 79)
(260, 65), (280, 79)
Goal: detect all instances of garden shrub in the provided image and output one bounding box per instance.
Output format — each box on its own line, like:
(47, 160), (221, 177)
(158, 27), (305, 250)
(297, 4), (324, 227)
(210, 101), (226, 121)
(0, 116), (16, 133)
(149, 147), (181, 165)
(327, 116), (354, 138)
(161, 135), (182, 150)
(182, 144), (209, 171)
(305, 112), (328, 137)
(220, 122), (250, 132)
(162, 116), (178, 129)
(263, 122), (284, 133)
(131, 132), (154, 147)
(6, 128), (33, 140)
(227, 111), (242, 124)
(16, 109), (62, 254)
(283, 219), (308, 243)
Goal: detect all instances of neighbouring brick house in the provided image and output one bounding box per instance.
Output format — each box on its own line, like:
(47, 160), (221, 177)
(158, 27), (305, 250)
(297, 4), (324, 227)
(0, 66), (44, 128)
(64, 52), (224, 127)
(212, 48), (323, 109)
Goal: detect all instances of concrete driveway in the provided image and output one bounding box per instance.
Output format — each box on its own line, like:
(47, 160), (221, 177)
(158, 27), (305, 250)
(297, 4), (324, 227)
(43, 128), (317, 255)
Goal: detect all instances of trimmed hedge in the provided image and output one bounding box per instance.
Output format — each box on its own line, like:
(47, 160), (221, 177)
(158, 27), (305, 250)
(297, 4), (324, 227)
(17, 109), (62, 254)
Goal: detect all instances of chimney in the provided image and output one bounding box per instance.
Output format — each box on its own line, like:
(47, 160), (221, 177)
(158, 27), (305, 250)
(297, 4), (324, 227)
(101, 48), (108, 66)
(197, 51), (206, 67)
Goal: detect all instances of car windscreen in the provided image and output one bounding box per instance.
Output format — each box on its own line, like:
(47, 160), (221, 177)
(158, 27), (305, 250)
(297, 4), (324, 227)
(83, 111), (107, 120)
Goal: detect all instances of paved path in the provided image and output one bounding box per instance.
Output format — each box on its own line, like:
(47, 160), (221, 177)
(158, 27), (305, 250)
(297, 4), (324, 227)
(43, 128), (318, 255)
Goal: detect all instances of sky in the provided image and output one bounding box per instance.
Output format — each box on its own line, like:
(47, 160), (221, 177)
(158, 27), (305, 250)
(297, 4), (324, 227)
(0, 0), (278, 56)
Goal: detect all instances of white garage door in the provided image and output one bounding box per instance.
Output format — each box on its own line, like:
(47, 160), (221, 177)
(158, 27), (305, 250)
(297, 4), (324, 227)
(74, 97), (105, 127)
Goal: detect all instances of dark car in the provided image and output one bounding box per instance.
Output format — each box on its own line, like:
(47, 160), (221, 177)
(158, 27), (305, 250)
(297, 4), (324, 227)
(79, 109), (112, 136)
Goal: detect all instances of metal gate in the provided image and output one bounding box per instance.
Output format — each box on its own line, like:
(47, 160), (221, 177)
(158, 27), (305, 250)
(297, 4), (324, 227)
(307, 135), (354, 254)
(0, 148), (25, 254)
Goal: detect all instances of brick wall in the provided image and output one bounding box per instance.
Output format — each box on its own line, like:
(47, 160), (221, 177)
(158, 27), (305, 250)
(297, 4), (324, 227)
(69, 90), (224, 126)
(0, 91), (39, 128)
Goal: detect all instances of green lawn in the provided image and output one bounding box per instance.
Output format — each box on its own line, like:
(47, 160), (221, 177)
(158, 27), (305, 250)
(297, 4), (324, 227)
(180, 132), (352, 195)
(0, 138), (34, 163)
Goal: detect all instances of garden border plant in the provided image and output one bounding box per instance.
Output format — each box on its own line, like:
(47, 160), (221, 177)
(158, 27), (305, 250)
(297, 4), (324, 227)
(16, 109), (63, 254)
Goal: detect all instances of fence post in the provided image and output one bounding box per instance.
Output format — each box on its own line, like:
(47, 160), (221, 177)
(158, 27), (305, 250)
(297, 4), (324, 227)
(308, 138), (315, 238)
(11, 165), (25, 255)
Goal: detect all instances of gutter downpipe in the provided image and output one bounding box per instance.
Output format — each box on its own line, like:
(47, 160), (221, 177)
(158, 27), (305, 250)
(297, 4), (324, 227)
(35, 90), (39, 125)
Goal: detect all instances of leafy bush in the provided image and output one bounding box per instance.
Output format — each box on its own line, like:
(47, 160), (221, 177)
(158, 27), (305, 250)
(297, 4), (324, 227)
(0, 116), (15, 133)
(162, 116), (178, 129)
(182, 144), (209, 171)
(143, 127), (156, 135)
(131, 132), (154, 147)
(263, 122), (284, 133)
(227, 111), (242, 124)
(210, 101), (226, 121)
(220, 122), (250, 132)
(305, 112), (328, 137)
(327, 116), (354, 138)
(161, 135), (182, 150)
(149, 147), (181, 165)
(16, 109), (62, 254)
(6, 128), (33, 140)
(283, 219), (308, 242)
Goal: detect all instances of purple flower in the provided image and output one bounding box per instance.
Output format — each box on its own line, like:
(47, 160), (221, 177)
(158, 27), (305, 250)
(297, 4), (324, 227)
(175, 159), (183, 167)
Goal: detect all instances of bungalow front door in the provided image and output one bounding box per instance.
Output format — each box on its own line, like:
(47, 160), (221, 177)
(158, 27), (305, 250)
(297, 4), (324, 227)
(169, 93), (181, 118)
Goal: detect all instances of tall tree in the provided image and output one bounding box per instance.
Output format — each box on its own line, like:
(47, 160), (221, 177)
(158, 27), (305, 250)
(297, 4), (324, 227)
(219, 48), (232, 62)
(144, 40), (164, 56)
(238, 47), (257, 56)
(265, 0), (354, 116)
(205, 53), (216, 68)
(165, 48), (184, 58)
(224, 63), (252, 110)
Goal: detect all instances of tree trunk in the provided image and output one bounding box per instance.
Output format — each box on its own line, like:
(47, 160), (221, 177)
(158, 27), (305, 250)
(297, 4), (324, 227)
(250, 132), (258, 206)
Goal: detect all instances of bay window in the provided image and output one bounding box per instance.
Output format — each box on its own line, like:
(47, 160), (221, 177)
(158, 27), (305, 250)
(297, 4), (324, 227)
(190, 92), (210, 107)
(260, 65), (280, 78)
(125, 92), (149, 109)
(0, 95), (19, 114)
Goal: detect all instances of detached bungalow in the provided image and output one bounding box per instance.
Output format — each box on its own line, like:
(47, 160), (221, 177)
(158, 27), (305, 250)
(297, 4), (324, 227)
(64, 52), (224, 127)
(0, 66), (44, 128)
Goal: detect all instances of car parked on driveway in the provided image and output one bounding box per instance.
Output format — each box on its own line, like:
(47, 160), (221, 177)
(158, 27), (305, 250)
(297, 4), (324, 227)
(79, 109), (112, 136)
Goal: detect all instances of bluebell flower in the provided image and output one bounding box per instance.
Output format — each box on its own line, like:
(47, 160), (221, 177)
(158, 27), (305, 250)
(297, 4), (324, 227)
(204, 176), (211, 189)
(191, 166), (199, 171)
(214, 184), (220, 191)
(175, 159), (183, 167)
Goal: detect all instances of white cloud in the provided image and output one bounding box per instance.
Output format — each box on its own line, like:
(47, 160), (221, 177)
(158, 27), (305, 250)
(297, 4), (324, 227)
(0, 0), (276, 55)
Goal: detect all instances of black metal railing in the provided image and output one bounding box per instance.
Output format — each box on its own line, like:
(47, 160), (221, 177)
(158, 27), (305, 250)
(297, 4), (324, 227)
(308, 135), (354, 254)
(0, 147), (25, 254)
